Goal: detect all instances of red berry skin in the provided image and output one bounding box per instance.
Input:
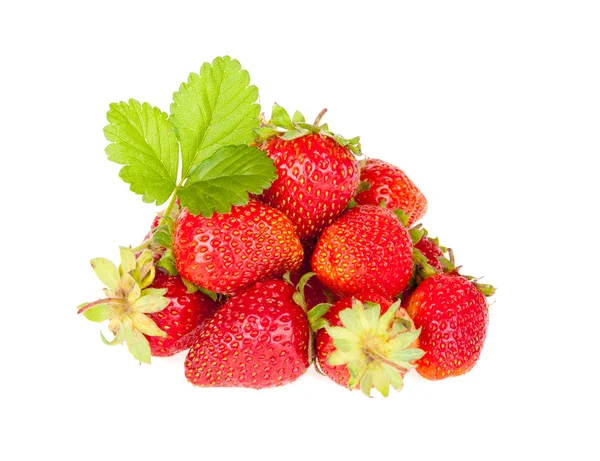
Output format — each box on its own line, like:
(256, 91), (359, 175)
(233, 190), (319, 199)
(259, 133), (360, 240)
(355, 159), (427, 227)
(316, 291), (394, 387)
(414, 236), (443, 271)
(405, 273), (489, 380)
(173, 201), (303, 294)
(185, 279), (310, 389)
(312, 205), (414, 297)
(146, 271), (220, 357)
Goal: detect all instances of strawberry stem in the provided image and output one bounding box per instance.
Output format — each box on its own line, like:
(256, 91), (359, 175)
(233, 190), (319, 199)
(159, 185), (180, 228)
(131, 239), (152, 253)
(77, 298), (127, 314)
(313, 108), (327, 127)
(448, 248), (456, 267)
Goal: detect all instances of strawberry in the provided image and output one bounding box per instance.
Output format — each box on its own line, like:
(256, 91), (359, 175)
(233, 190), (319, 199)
(78, 248), (185, 363)
(312, 205), (414, 297)
(405, 272), (494, 380)
(145, 270), (219, 357)
(185, 279), (310, 388)
(257, 105), (361, 240)
(312, 290), (424, 397)
(355, 158), (427, 227)
(173, 201), (303, 294)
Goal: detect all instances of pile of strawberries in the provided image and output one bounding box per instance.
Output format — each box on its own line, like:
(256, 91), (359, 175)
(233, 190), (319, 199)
(80, 102), (494, 397)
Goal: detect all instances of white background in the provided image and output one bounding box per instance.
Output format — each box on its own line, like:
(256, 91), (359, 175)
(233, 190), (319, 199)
(1, 1), (599, 460)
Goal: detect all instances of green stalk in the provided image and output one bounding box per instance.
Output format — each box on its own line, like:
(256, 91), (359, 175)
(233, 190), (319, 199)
(158, 185), (181, 228)
(130, 240), (152, 253)
(78, 298), (127, 314)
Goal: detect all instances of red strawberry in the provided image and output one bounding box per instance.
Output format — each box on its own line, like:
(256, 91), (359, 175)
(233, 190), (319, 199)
(405, 273), (493, 380)
(258, 106), (360, 240)
(185, 279), (310, 388)
(355, 159), (427, 226)
(312, 205), (414, 297)
(78, 248), (210, 364)
(146, 270), (219, 357)
(173, 201), (303, 294)
(314, 290), (423, 397)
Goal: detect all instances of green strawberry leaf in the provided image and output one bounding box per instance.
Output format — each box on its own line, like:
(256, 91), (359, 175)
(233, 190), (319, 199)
(272, 104), (294, 130)
(122, 273), (141, 304)
(82, 304), (113, 322)
(373, 371), (390, 398)
(312, 318), (329, 331)
(104, 100), (179, 205)
(100, 325), (126, 346)
(180, 277), (198, 294)
(141, 288), (168, 297)
(383, 364), (404, 392)
(177, 145), (277, 217)
(119, 246), (137, 274)
(393, 209), (409, 226)
(391, 347), (425, 362)
(292, 110), (306, 123)
(198, 286), (219, 302)
(293, 292), (307, 310)
(308, 303), (333, 329)
(171, 56), (260, 179)
(296, 272), (315, 298)
(90, 258), (120, 290)
(157, 249), (178, 276)
(131, 312), (166, 338)
(389, 327), (421, 351)
(327, 350), (346, 366)
(360, 371), (374, 397)
(280, 130), (306, 141)
(122, 322), (152, 364)
(153, 230), (173, 248)
(409, 227), (425, 245)
(131, 295), (170, 314)
(254, 127), (280, 139)
(356, 180), (371, 194)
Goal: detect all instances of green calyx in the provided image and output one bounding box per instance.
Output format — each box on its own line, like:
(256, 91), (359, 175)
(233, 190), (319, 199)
(409, 225), (451, 283)
(408, 226), (425, 245)
(129, 202), (182, 276)
(393, 208), (410, 227)
(346, 181), (371, 210)
(77, 247), (171, 364)
(152, 200), (181, 249)
(325, 299), (425, 397)
(412, 248), (438, 280)
(463, 274), (497, 297)
(288, 271), (333, 332)
(285, 271), (333, 367)
(409, 236), (497, 298)
(255, 104), (362, 156)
